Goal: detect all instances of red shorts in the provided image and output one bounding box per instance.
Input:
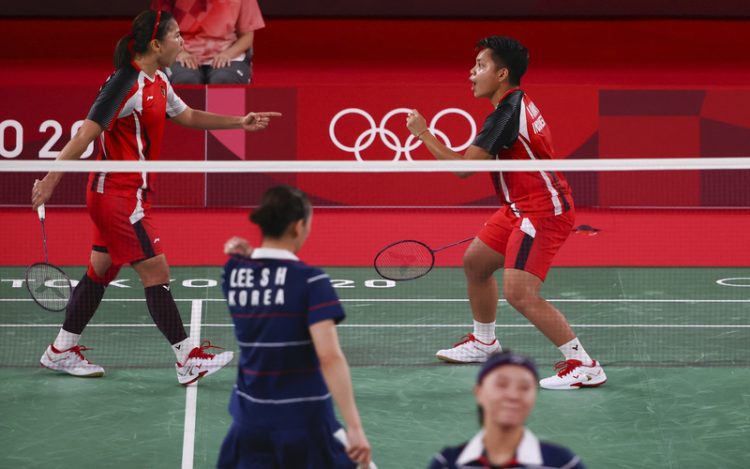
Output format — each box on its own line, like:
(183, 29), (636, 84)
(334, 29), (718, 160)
(477, 206), (574, 281)
(86, 190), (163, 265)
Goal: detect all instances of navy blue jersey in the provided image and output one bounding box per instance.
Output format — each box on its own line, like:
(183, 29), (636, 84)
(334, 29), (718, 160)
(222, 248), (346, 430)
(428, 429), (585, 469)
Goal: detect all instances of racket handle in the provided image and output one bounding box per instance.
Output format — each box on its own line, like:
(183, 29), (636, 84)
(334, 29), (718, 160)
(37, 204), (46, 221)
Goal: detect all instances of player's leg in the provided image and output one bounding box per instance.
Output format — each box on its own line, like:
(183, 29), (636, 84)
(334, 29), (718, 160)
(61, 249), (119, 337)
(132, 252), (233, 384)
(40, 221), (121, 377)
(436, 209), (510, 363)
(132, 253), (188, 348)
(465, 238), (504, 328)
(503, 212), (606, 390)
(109, 193), (196, 364)
(503, 269), (577, 346)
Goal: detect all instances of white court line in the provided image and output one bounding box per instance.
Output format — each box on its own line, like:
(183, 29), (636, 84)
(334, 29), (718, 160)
(2, 298), (750, 303)
(2, 323), (749, 329)
(181, 300), (202, 469)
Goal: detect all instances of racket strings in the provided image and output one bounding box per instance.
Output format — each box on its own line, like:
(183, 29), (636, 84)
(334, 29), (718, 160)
(374, 241), (434, 281)
(26, 263), (72, 310)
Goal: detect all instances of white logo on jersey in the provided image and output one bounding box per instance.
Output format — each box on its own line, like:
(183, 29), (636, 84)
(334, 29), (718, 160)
(532, 115), (547, 134)
(527, 101), (540, 119)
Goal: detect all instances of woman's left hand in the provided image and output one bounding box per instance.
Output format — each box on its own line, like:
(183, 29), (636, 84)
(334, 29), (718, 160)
(241, 112), (283, 131)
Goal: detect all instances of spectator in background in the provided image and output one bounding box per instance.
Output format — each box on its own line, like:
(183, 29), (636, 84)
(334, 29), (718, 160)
(152, 0), (264, 84)
(428, 351), (586, 469)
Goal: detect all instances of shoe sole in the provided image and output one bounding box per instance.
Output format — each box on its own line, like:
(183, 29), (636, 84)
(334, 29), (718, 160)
(179, 370), (209, 386)
(178, 352), (234, 385)
(436, 354), (487, 364)
(573, 378), (607, 388)
(40, 362), (105, 378)
(541, 377), (607, 390)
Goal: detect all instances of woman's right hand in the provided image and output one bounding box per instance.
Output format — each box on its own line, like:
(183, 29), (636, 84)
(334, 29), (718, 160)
(346, 427), (372, 468)
(177, 51), (199, 70)
(32, 178), (55, 211)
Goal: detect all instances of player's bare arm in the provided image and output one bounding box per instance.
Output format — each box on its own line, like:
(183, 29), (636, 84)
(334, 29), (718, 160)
(32, 119), (103, 210)
(406, 109), (492, 178)
(310, 320), (372, 467)
(171, 108), (282, 131)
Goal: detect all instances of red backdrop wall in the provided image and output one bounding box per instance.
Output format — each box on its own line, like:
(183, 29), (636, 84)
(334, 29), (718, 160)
(2, 18), (750, 265)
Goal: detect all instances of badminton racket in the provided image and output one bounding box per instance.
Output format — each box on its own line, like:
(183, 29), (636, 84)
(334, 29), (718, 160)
(25, 204), (73, 312)
(373, 237), (474, 281)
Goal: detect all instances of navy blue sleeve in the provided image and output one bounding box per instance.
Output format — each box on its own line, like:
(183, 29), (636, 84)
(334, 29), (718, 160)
(427, 455), (449, 469)
(86, 66), (138, 130)
(472, 89), (524, 157)
(541, 442), (586, 469)
(426, 447), (458, 469)
(306, 268), (345, 326)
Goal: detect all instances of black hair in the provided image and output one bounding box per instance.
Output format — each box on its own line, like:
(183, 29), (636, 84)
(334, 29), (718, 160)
(476, 36), (529, 86)
(113, 10), (175, 69)
(250, 186), (312, 238)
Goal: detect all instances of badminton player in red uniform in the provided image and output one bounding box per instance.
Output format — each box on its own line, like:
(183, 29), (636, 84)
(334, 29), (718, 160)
(406, 36), (606, 390)
(31, 9), (281, 384)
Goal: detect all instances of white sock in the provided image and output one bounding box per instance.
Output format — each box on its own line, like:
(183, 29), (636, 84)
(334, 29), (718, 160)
(52, 329), (80, 351)
(558, 338), (593, 365)
(473, 320), (496, 344)
(173, 337), (194, 364)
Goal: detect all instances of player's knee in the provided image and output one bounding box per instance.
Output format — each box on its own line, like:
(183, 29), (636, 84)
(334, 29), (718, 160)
(133, 255), (170, 287)
(463, 252), (494, 282)
(87, 263), (121, 286)
(504, 282), (535, 311)
(140, 273), (171, 288)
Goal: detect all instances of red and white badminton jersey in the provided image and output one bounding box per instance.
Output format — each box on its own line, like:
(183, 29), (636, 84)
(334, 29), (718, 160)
(86, 61), (187, 197)
(472, 88), (573, 217)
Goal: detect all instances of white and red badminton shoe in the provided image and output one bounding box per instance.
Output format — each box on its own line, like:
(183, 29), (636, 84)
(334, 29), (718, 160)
(40, 344), (105, 377)
(176, 341), (234, 385)
(436, 333), (501, 363)
(539, 359), (607, 390)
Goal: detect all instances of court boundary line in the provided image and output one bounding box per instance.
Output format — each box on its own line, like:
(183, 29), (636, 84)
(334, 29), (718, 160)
(181, 300), (202, 469)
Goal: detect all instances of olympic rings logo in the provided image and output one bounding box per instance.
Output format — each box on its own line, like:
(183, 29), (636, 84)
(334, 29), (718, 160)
(328, 107), (477, 161)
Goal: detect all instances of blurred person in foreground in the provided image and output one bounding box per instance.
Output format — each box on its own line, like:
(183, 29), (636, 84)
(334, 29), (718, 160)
(428, 351), (586, 469)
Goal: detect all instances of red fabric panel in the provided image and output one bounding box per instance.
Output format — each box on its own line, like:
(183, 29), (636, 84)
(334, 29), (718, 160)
(598, 117), (701, 207)
(2, 207), (749, 267)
